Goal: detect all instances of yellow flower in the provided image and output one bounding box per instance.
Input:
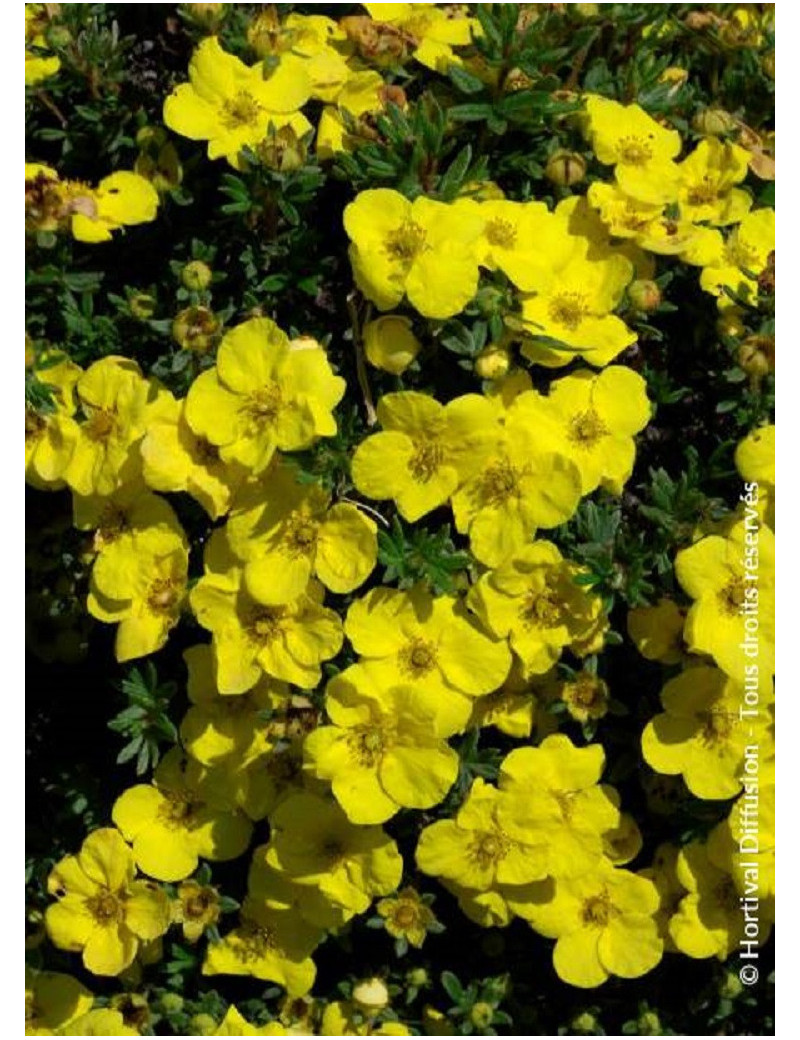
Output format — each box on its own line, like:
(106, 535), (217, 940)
(185, 318), (345, 476)
(344, 583), (511, 733)
(190, 530), (344, 693)
(467, 541), (607, 678)
(686, 208), (775, 308)
(469, 661), (558, 740)
(173, 879), (221, 943)
(472, 199), (559, 290)
(266, 792), (403, 916)
(344, 189), (483, 318)
(363, 315), (421, 375)
(708, 783), (775, 900)
(351, 391), (496, 521)
(376, 887), (438, 949)
(25, 5), (60, 86)
(58, 1008), (140, 1035)
(509, 367), (651, 495)
(519, 251), (636, 368)
(45, 828), (171, 977)
(74, 485), (183, 557)
(450, 412), (582, 567)
(226, 461), (377, 603)
(317, 72), (406, 159)
(203, 896), (321, 995)
(560, 670), (610, 724)
(627, 598), (686, 664)
(67, 173), (159, 244)
(163, 37), (312, 168)
(320, 1001), (410, 1036)
(61, 356), (154, 498)
(416, 778), (550, 890)
(112, 749), (253, 882)
(180, 644), (286, 767)
(735, 424), (774, 530)
(304, 667), (460, 823)
(359, 3), (478, 71)
(141, 392), (247, 519)
(25, 968), (93, 1035)
(675, 138), (753, 225)
(637, 842), (685, 951)
(212, 1006), (288, 1036)
(522, 860), (663, 988)
(641, 665), (772, 800)
(249, 843), (351, 932)
(584, 95), (681, 204)
(25, 354), (82, 489)
(87, 525), (188, 662)
(675, 521), (775, 678)
(668, 840), (752, 960)
(247, 10), (349, 102)
(498, 735), (620, 879)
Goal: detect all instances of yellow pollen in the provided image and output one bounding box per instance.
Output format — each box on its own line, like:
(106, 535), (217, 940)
(520, 584), (561, 628)
(485, 217), (517, 249)
(393, 902), (420, 928)
(284, 513), (319, 556)
(86, 890), (124, 925)
(159, 790), (199, 827)
(469, 830), (510, 869)
(247, 606), (286, 645)
(580, 890), (617, 927)
(616, 135), (654, 165)
(148, 577), (180, 613)
(246, 384), (283, 422)
(407, 440), (443, 482)
(697, 709), (737, 746)
(567, 408), (609, 448)
(385, 220), (427, 263)
(481, 459), (520, 506)
(717, 576), (745, 616)
(84, 409), (116, 441)
(238, 919), (277, 962)
(348, 724), (390, 767)
(25, 408), (45, 441)
(222, 90), (264, 129)
(399, 636), (438, 678)
(713, 876), (737, 908)
(548, 291), (589, 330)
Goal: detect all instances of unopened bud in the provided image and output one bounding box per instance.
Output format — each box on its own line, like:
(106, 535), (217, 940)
(475, 344), (511, 380)
(692, 107), (736, 136)
(545, 150), (587, 187)
(469, 1002), (494, 1029)
(181, 260), (213, 291)
(352, 978), (390, 1012)
(627, 279), (662, 313)
(172, 305), (220, 353)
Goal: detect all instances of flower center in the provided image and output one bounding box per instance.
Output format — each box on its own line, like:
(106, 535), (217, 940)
(485, 217), (517, 249)
(567, 408), (609, 448)
(159, 790), (201, 827)
(222, 90), (264, 129)
(84, 409), (116, 441)
(565, 675), (607, 710)
(147, 577), (181, 614)
(284, 513), (319, 557)
(246, 606), (286, 645)
(394, 902), (420, 928)
(548, 291), (589, 330)
(519, 583), (562, 628)
(86, 890), (125, 925)
(469, 829), (510, 869)
(399, 636), (438, 678)
(347, 724), (391, 767)
(237, 919), (277, 961)
(185, 889), (216, 919)
(385, 220), (427, 264)
(716, 576), (745, 616)
(580, 890), (617, 927)
(686, 176), (720, 207)
(407, 440), (443, 482)
(616, 136), (653, 165)
(246, 384), (283, 423)
(714, 876), (737, 908)
(697, 709), (737, 746)
(25, 408), (45, 442)
(480, 459), (521, 506)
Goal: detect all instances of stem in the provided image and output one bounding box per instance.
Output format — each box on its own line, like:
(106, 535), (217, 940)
(35, 90), (67, 127)
(339, 496), (390, 529)
(347, 290), (377, 427)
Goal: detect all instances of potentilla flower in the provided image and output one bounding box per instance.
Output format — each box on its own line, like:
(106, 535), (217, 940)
(343, 189), (484, 318)
(185, 317), (345, 476)
(343, 583), (511, 733)
(163, 36), (312, 168)
(682, 207), (774, 308)
(173, 879), (222, 943)
(522, 860), (663, 988)
(112, 749), (253, 882)
(226, 460), (377, 604)
(266, 792), (403, 916)
(25, 967), (93, 1034)
(45, 829), (171, 977)
(641, 665), (773, 800)
(675, 138), (752, 225)
(351, 391), (497, 522)
(627, 598), (687, 664)
(203, 895), (322, 995)
(304, 667), (460, 823)
(190, 530), (344, 694)
(376, 887), (439, 949)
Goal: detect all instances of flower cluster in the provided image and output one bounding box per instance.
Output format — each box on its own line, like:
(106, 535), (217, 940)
(26, 2), (775, 1036)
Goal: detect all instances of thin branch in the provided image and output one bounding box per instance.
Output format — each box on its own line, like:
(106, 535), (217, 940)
(347, 290), (377, 427)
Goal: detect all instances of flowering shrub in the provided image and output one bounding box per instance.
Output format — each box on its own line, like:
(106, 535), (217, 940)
(26, 3), (774, 1036)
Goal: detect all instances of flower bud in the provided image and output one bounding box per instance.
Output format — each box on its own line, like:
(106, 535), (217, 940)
(352, 977), (390, 1013)
(545, 150), (587, 187)
(503, 67), (534, 92)
(475, 344), (511, 380)
(189, 1013), (217, 1035)
(172, 305), (220, 354)
(659, 66), (688, 94)
(692, 107), (736, 137)
(129, 292), (157, 321)
(684, 10), (718, 31)
(627, 279), (662, 313)
(159, 993), (184, 1015)
(469, 1002), (494, 1029)
(720, 970), (744, 999)
(406, 967), (430, 989)
(181, 260), (213, 292)
(637, 1010), (662, 1035)
(737, 335), (774, 384)
(762, 51), (775, 80)
(570, 1010), (601, 1035)
(364, 315), (421, 375)
(257, 125), (307, 173)
(136, 125), (168, 152)
(182, 3), (228, 30)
